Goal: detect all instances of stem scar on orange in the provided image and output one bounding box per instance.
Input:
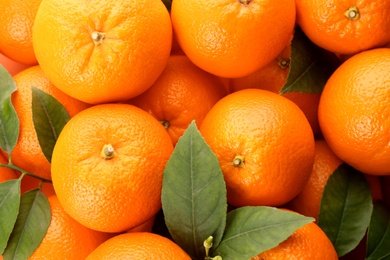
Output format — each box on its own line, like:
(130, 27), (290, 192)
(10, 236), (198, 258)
(32, 0), (172, 104)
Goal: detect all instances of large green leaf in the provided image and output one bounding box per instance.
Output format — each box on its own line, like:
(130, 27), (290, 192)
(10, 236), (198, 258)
(2, 189), (51, 260)
(0, 179), (21, 254)
(161, 121), (227, 259)
(212, 206), (314, 259)
(31, 86), (70, 163)
(366, 201), (390, 260)
(280, 26), (339, 94)
(318, 164), (373, 257)
(0, 65), (19, 154)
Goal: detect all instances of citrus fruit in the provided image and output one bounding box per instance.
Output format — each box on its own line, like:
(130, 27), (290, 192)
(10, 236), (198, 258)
(199, 88), (315, 207)
(29, 194), (113, 260)
(128, 54), (227, 146)
(229, 41), (322, 136)
(295, 0), (390, 55)
(0, 0), (41, 65)
(3, 65), (90, 180)
(86, 232), (191, 259)
(19, 174), (56, 196)
(253, 219), (338, 259)
(51, 103), (174, 233)
(171, 0), (296, 78)
(0, 52), (31, 76)
(0, 153), (18, 182)
(32, 0), (172, 104)
(318, 48), (390, 175)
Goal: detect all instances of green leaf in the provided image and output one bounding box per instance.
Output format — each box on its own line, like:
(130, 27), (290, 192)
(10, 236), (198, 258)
(280, 26), (339, 94)
(0, 65), (20, 154)
(318, 163), (373, 257)
(161, 121), (227, 259)
(212, 206), (314, 259)
(31, 86), (70, 163)
(2, 189), (51, 260)
(366, 201), (390, 260)
(0, 179), (21, 254)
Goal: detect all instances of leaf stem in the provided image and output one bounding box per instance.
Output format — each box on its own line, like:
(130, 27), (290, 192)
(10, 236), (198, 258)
(0, 163), (52, 183)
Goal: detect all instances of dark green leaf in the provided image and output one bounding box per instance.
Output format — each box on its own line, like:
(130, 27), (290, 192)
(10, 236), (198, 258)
(366, 201), (390, 260)
(3, 189), (51, 260)
(318, 163), (373, 257)
(280, 26), (339, 94)
(212, 206), (314, 259)
(161, 121), (227, 259)
(0, 179), (21, 254)
(0, 65), (19, 154)
(31, 86), (70, 163)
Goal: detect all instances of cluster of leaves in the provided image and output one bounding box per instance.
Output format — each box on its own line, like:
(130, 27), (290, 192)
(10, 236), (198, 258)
(0, 25), (389, 259)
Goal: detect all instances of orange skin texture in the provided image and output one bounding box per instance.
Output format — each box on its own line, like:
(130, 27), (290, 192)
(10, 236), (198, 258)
(0, 0), (41, 65)
(4, 66), (90, 180)
(229, 43), (321, 136)
(128, 54), (228, 146)
(51, 104), (174, 233)
(171, 0), (296, 78)
(0, 153), (18, 182)
(32, 0), (172, 104)
(29, 195), (113, 260)
(86, 232), (191, 260)
(0, 52), (31, 76)
(318, 48), (390, 175)
(295, 0), (390, 55)
(199, 89), (315, 207)
(253, 221), (338, 260)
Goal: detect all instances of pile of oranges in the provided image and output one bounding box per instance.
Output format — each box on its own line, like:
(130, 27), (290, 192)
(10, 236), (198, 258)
(1, 0), (390, 259)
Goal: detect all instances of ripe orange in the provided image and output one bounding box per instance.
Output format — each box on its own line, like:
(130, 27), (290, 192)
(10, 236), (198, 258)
(128, 54), (227, 146)
(51, 104), (174, 233)
(32, 0), (172, 104)
(229, 42), (322, 136)
(0, 153), (18, 182)
(0, 0), (41, 65)
(29, 194), (113, 260)
(295, 0), (390, 55)
(3, 65), (90, 180)
(318, 48), (390, 175)
(126, 215), (155, 233)
(86, 232), (191, 259)
(253, 220), (338, 259)
(19, 174), (55, 196)
(0, 52), (31, 76)
(171, 0), (296, 78)
(199, 89), (315, 207)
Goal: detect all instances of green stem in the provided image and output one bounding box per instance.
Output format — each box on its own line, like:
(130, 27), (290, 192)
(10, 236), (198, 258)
(0, 163), (52, 183)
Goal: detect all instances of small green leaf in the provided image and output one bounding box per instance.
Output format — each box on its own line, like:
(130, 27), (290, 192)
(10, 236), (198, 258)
(366, 201), (390, 260)
(31, 86), (70, 163)
(212, 206), (314, 259)
(161, 121), (227, 259)
(3, 189), (51, 260)
(0, 65), (20, 154)
(280, 26), (339, 94)
(318, 163), (373, 257)
(0, 179), (21, 254)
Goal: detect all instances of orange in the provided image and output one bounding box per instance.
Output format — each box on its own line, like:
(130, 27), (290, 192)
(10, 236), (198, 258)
(253, 220), (338, 259)
(126, 215), (155, 233)
(170, 0), (296, 78)
(29, 194), (113, 260)
(0, 153), (18, 182)
(51, 104), (174, 233)
(0, 0), (41, 65)
(128, 54), (228, 146)
(86, 232), (191, 259)
(229, 41), (322, 136)
(295, 0), (390, 55)
(3, 65), (90, 180)
(19, 174), (56, 196)
(288, 140), (383, 221)
(318, 48), (390, 175)
(199, 89), (315, 207)
(32, 0), (172, 104)
(0, 52), (31, 76)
